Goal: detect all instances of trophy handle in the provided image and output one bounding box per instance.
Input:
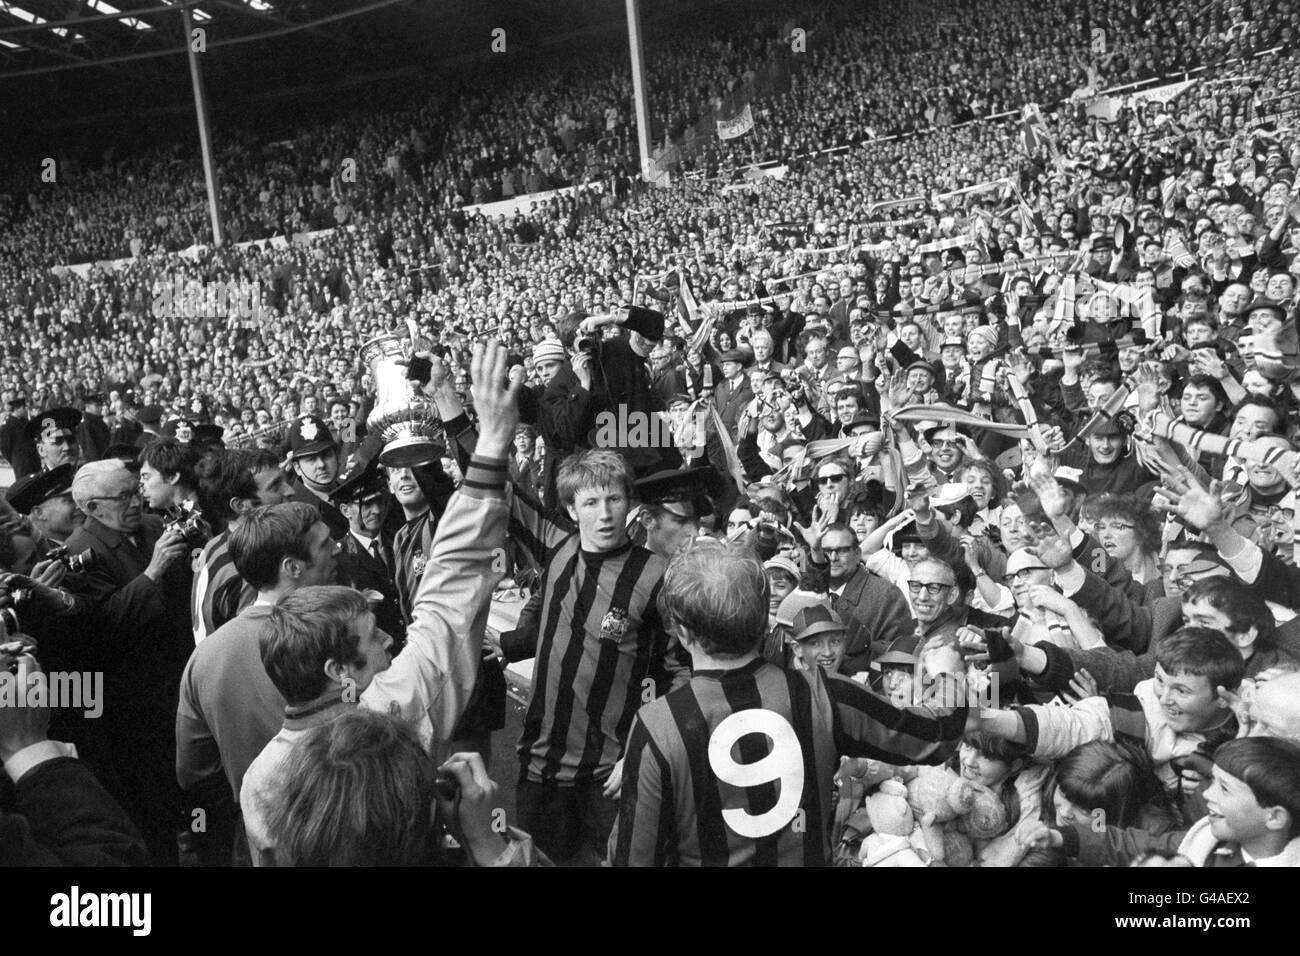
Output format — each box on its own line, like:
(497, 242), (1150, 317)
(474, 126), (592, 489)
(405, 317), (429, 357)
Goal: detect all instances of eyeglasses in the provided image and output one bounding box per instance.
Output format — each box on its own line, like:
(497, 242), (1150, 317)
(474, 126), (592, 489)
(818, 474), (848, 485)
(1094, 521), (1134, 533)
(931, 438), (962, 449)
(823, 545), (857, 557)
(88, 490), (142, 506)
(907, 581), (953, 596)
(1003, 567), (1048, 584)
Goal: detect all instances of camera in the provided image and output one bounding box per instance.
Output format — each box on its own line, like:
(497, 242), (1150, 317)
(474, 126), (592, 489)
(45, 544), (96, 574)
(1, 640), (26, 673)
(573, 335), (596, 354)
(433, 768), (461, 802)
(0, 603), (21, 640)
(165, 509), (211, 549)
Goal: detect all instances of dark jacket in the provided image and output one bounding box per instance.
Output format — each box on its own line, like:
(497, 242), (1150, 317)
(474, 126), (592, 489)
(110, 417), (144, 448)
(288, 479), (350, 539)
(827, 564), (917, 676)
(335, 530), (406, 643)
(1060, 445), (1159, 497)
(77, 411), (112, 464)
(590, 330), (672, 475)
(517, 365), (595, 509)
(61, 514), (190, 863)
(0, 757), (148, 866)
(713, 375), (754, 438)
(0, 416), (40, 478)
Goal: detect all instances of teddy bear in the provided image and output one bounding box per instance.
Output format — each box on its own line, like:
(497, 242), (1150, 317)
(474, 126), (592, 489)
(856, 779), (932, 867)
(905, 765), (1009, 867)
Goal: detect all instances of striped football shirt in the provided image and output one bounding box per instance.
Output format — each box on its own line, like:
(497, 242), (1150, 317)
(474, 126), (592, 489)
(610, 658), (968, 866)
(511, 484), (690, 787)
(394, 509), (435, 628)
(191, 530), (254, 645)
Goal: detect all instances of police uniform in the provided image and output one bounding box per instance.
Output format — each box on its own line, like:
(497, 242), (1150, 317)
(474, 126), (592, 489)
(329, 463), (406, 647)
(0, 398), (39, 481)
(133, 405), (165, 450)
(23, 407), (82, 480)
(285, 415), (349, 539)
(630, 466), (723, 552)
(77, 394), (112, 464)
(4, 463), (78, 571)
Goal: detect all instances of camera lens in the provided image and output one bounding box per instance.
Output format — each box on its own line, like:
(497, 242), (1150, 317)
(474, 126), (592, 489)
(433, 769), (460, 802)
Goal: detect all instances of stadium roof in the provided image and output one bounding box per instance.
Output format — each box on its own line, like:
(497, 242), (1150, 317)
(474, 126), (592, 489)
(0, 0), (636, 141)
(0, 2), (418, 70)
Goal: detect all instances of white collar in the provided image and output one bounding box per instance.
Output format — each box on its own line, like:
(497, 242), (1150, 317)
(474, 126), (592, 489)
(1246, 837), (1300, 867)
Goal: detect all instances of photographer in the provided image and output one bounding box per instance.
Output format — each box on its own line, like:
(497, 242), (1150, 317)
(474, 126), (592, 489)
(0, 558), (94, 750)
(61, 459), (194, 864)
(515, 338), (595, 510)
(191, 451), (267, 645)
(138, 437), (204, 519)
(0, 644), (148, 866)
(558, 305), (676, 476)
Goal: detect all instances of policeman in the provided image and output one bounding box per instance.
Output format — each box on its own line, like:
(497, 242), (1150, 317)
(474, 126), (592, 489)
(4, 463), (82, 569)
(632, 466), (725, 559)
(285, 415), (348, 538)
(26, 407), (82, 476)
(329, 462), (405, 648)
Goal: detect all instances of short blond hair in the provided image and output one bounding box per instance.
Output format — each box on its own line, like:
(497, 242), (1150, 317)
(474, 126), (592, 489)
(556, 449), (634, 507)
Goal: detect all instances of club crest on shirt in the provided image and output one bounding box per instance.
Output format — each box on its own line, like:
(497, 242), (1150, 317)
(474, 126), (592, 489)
(411, 548), (427, 577)
(599, 607), (629, 642)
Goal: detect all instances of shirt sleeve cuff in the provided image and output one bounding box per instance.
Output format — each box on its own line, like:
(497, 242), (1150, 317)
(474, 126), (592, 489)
(1222, 537), (1262, 582)
(4, 740), (77, 783)
(1013, 705), (1041, 752)
(1054, 562), (1086, 596)
(460, 454), (507, 499)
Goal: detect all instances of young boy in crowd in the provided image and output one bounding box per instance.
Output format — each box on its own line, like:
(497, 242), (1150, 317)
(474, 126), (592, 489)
(1022, 737), (1300, 867)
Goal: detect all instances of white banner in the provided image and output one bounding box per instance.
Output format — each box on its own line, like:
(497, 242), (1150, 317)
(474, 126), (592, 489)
(1128, 78), (1197, 108)
(915, 235), (974, 255)
(935, 178), (1012, 201)
(1085, 96), (1122, 122)
(721, 164), (787, 191)
(717, 104), (755, 141)
(1083, 79), (1196, 123)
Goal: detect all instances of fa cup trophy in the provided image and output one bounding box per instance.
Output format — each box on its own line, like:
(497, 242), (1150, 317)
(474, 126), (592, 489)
(360, 318), (444, 467)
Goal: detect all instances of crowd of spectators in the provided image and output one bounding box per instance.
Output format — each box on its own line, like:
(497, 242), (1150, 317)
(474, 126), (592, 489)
(2, 0), (1300, 868)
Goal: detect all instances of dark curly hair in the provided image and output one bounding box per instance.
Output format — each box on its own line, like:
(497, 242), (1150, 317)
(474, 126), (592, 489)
(1089, 493), (1161, 558)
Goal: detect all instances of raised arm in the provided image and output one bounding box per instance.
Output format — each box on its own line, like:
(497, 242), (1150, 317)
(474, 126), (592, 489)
(361, 341), (519, 749)
(829, 643), (968, 765)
